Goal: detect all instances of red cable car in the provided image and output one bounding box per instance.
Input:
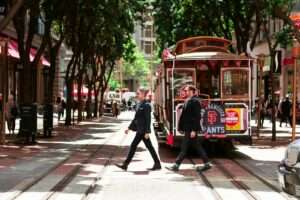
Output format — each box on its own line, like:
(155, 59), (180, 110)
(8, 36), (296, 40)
(153, 36), (253, 147)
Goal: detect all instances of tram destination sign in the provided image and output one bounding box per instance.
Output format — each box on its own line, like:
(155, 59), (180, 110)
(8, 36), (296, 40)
(201, 103), (226, 135)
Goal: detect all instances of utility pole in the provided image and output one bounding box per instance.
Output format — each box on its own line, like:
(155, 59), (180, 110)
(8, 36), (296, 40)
(257, 55), (265, 136)
(0, 38), (8, 144)
(292, 39), (300, 141)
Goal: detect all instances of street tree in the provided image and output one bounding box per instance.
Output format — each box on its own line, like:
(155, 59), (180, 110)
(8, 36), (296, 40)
(254, 0), (295, 141)
(152, 0), (261, 54)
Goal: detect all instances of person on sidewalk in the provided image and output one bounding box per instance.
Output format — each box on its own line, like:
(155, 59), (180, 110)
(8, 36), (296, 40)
(5, 95), (18, 135)
(280, 95), (292, 127)
(166, 85), (211, 173)
(116, 87), (161, 171)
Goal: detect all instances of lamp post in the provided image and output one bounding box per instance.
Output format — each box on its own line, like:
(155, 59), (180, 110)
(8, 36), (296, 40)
(0, 38), (8, 144)
(291, 39), (300, 141)
(257, 55), (265, 134)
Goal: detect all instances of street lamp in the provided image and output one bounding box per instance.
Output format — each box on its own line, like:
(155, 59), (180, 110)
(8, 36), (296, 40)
(0, 38), (8, 144)
(257, 54), (265, 134)
(291, 39), (300, 141)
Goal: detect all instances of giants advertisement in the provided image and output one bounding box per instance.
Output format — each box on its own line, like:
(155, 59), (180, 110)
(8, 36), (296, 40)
(201, 103), (226, 136)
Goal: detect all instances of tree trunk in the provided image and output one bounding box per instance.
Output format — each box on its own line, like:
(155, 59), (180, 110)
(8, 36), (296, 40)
(93, 84), (100, 118)
(270, 51), (277, 141)
(77, 74), (83, 122)
(99, 86), (105, 117)
(65, 79), (73, 126)
(86, 82), (93, 119)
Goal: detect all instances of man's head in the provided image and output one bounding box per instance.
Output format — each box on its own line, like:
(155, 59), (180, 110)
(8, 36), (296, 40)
(136, 87), (149, 101)
(184, 85), (197, 98)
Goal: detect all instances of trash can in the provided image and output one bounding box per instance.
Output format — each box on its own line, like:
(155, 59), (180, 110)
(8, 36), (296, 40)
(43, 104), (53, 137)
(19, 104), (37, 143)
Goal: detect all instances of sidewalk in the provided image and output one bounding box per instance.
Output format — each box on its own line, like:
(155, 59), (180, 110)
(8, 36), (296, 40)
(0, 116), (122, 194)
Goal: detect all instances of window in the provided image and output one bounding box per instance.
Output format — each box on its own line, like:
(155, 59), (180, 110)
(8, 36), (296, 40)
(222, 69), (249, 98)
(169, 69), (195, 100)
(143, 25), (153, 38)
(144, 41), (154, 55)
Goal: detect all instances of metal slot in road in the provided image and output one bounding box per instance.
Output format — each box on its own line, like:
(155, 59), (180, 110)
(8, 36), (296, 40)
(189, 158), (296, 200)
(3, 120), (128, 200)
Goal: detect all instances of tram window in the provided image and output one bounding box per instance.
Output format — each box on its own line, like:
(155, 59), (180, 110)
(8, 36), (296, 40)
(168, 69), (195, 100)
(222, 70), (249, 98)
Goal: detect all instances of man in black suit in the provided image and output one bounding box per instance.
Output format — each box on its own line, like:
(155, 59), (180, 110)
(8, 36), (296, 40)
(116, 88), (161, 171)
(167, 85), (211, 172)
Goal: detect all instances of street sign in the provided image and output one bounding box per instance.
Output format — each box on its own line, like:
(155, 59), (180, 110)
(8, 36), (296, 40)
(0, 0), (7, 15)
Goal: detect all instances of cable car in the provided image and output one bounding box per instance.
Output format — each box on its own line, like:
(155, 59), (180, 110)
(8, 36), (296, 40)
(153, 36), (253, 147)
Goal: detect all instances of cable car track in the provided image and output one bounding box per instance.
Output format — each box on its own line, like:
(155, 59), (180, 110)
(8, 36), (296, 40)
(189, 158), (297, 200)
(3, 129), (128, 200)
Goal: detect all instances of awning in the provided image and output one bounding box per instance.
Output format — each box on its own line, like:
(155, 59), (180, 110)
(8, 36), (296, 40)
(72, 85), (95, 97)
(8, 40), (50, 66)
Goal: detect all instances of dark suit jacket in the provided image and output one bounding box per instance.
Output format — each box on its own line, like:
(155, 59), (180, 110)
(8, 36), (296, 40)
(178, 96), (201, 132)
(128, 101), (151, 134)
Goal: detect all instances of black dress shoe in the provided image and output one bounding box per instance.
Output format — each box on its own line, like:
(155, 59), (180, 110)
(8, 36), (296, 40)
(196, 163), (212, 173)
(115, 164), (128, 171)
(166, 164), (179, 172)
(148, 164), (162, 171)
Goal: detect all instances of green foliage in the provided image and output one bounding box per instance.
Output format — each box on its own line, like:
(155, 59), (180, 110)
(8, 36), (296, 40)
(108, 78), (121, 90)
(152, 0), (259, 54)
(123, 41), (150, 86)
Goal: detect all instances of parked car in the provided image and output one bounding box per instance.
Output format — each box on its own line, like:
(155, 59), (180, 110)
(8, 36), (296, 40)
(104, 91), (121, 115)
(278, 139), (300, 197)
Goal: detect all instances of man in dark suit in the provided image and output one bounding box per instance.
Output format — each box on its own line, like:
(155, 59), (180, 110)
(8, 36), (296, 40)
(116, 88), (161, 171)
(167, 85), (211, 172)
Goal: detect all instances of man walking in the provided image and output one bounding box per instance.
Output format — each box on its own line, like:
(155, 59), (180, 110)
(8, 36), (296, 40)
(280, 95), (292, 127)
(116, 88), (161, 171)
(167, 85), (211, 172)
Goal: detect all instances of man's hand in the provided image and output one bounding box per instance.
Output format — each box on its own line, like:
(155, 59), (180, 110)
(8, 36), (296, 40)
(190, 131), (196, 138)
(144, 133), (150, 139)
(125, 129), (129, 134)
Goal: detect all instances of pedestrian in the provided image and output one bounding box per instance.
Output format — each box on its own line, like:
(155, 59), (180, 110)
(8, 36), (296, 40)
(166, 85), (211, 172)
(112, 100), (119, 118)
(61, 99), (66, 117)
(280, 95), (292, 127)
(116, 87), (161, 171)
(5, 95), (18, 135)
(56, 97), (63, 121)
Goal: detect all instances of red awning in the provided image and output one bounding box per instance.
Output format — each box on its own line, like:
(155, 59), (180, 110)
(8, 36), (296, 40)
(8, 40), (50, 66)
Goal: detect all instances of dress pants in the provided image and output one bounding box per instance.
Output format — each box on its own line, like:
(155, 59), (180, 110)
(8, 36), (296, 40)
(124, 133), (160, 165)
(175, 131), (209, 165)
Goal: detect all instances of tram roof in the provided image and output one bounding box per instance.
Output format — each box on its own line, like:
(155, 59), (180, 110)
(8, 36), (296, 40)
(165, 51), (252, 62)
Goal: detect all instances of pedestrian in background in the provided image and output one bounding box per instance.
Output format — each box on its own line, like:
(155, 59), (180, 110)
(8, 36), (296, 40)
(116, 87), (161, 171)
(280, 95), (292, 127)
(167, 85), (211, 173)
(5, 95), (18, 135)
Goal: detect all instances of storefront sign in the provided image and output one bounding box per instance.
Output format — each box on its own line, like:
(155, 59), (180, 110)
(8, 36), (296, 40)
(0, 0), (7, 15)
(201, 103), (226, 135)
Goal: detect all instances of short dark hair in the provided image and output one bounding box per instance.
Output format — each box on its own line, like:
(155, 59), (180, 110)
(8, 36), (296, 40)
(185, 85), (197, 93)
